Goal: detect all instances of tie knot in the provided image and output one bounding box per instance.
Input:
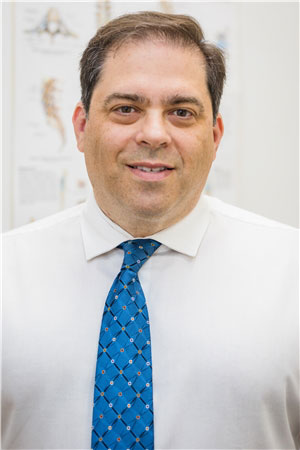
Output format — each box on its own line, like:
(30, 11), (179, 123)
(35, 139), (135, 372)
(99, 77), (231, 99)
(118, 239), (161, 273)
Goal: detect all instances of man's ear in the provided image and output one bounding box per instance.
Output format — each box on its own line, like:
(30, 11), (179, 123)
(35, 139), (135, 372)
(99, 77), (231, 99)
(212, 114), (224, 161)
(72, 102), (87, 153)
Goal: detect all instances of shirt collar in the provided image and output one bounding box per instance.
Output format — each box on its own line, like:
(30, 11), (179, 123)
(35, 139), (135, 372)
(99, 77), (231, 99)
(80, 192), (210, 260)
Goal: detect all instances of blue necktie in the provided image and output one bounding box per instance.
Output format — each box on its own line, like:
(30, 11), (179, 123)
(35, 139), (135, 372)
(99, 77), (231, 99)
(92, 239), (161, 449)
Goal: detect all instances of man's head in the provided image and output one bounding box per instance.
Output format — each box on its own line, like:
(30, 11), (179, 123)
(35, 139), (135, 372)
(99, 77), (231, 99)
(79, 11), (226, 125)
(73, 11), (225, 237)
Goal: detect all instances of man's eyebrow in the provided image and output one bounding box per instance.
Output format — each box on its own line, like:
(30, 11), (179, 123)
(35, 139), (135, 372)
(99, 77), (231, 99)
(103, 93), (149, 107)
(164, 95), (205, 112)
(103, 92), (205, 112)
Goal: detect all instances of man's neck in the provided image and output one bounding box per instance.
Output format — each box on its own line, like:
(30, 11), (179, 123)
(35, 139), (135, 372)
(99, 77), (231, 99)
(98, 205), (174, 237)
(94, 194), (200, 238)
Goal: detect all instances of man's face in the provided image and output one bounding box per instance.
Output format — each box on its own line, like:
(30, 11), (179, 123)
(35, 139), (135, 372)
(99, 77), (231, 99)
(73, 40), (223, 233)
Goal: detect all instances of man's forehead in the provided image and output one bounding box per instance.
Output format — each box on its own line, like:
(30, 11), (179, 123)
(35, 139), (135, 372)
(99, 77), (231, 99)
(98, 39), (207, 87)
(91, 39), (210, 111)
(106, 37), (206, 70)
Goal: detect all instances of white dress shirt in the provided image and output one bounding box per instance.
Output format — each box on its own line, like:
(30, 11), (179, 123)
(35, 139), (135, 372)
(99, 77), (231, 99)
(3, 193), (299, 449)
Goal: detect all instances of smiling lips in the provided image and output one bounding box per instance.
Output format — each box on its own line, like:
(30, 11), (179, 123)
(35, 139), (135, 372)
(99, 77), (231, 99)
(134, 166), (167, 173)
(127, 163), (174, 181)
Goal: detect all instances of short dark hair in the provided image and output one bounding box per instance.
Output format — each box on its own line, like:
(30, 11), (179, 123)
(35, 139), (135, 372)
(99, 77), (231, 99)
(80, 11), (226, 123)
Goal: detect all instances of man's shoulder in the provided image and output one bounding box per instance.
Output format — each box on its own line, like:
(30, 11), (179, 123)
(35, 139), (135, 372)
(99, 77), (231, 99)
(204, 195), (298, 258)
(202, 196), (298, 275)
(3, 203), (88, 286)
(205, 194), (298, 233)
(3, 202), (85, 245)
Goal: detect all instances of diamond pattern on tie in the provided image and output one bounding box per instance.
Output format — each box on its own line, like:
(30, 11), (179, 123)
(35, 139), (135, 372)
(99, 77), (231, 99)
(92, 239), (161, 449)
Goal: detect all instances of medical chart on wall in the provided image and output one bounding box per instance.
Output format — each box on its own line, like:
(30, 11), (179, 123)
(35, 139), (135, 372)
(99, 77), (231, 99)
(7, 1), (240, 228)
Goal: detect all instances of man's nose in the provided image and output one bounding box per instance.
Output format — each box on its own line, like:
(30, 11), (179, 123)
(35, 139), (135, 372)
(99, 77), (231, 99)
(135, 111), (172, 149)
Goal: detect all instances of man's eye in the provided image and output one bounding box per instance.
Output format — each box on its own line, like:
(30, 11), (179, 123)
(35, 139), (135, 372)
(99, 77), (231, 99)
(172, 109), (193, 118)
(116, 106), (136, 114)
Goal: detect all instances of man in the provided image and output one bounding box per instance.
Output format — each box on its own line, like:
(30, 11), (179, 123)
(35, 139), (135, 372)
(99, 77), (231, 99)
(2, 11), (299, 450)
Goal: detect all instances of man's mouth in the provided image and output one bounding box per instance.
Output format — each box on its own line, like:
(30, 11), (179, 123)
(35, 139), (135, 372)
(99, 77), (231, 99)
(127, 163), (174, 180)
(128, 165), (172, 173)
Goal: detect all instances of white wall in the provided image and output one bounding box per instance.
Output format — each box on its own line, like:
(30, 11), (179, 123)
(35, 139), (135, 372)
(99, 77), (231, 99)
(236, 2), (299, 227)
(2, 2), (14, 232)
